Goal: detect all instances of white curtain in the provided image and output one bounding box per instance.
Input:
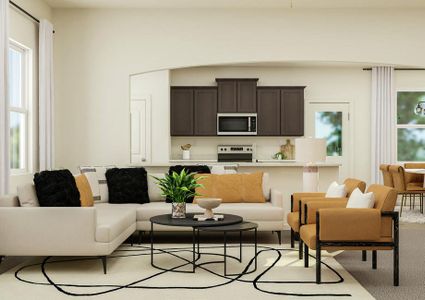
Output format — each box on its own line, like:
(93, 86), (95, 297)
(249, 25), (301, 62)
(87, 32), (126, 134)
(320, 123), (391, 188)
(0, 0), (9, 195)
(39, 19), (54, 171)
(371, 66), (395, 184)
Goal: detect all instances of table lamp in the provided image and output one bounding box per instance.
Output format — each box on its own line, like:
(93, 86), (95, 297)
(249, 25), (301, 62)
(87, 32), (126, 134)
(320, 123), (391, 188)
(295, 137), (327, 192)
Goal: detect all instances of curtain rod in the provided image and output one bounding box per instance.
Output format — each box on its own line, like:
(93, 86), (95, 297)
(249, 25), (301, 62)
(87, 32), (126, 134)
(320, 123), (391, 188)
(9, 0), (55, 33)
(363, 68), (425, 71)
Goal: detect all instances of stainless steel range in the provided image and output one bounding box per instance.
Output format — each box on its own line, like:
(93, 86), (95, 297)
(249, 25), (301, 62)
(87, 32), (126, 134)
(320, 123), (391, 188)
(217, 145), (254, 162)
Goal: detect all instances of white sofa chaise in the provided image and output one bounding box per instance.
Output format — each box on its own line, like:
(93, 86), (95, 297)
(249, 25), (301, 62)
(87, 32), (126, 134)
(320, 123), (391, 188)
(0, 172), (284, 273)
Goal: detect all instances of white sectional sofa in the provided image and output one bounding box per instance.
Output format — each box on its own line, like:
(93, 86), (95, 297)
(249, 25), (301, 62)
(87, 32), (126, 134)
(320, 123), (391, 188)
(0, 172), (284, 273)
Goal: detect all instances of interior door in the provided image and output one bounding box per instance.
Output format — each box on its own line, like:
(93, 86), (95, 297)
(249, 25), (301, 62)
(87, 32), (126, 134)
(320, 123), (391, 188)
(130, 96), (152, 164)
(305, 102), (351, 181)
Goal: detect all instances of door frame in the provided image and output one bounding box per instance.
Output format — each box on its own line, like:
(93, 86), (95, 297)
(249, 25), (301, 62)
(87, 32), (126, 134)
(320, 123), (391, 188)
(306, 99), (354, 180)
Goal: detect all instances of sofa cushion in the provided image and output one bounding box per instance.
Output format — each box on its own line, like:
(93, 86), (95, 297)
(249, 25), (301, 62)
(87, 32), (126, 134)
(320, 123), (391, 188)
(106, 168), (150, 204)
(136, 202), (284, 222)
(80, 166), (115, 203)
(75, 174), (94, 207)
(17, 183), (39, 207)
(147, 173), (166, 202)
(166, 165), (211, 203)
(95, 204), (137, 243)
(34, 170), (81, 207)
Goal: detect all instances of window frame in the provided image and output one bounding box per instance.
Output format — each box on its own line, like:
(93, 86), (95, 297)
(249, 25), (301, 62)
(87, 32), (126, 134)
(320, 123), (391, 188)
(395, 89), (425, 163)
(8, 39), (32, 175)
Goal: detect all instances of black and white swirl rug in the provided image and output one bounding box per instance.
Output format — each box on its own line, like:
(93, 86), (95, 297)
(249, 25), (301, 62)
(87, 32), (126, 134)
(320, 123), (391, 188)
(1, 244), (373, 299)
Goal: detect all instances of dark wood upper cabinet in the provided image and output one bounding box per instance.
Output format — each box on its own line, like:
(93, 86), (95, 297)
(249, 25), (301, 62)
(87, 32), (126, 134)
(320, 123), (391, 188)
(280, 87), (305, 136)
(257, 88), (281, 136)
(194, 88), (217, 136)
(217, 80), (237, 112)
(217, 79), (258, 113)
(170, 88), (194, 136)
(237, 80), (257, 112)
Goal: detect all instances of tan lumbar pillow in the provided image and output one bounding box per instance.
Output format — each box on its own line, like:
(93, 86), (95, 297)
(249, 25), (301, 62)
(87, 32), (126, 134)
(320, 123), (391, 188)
(75, 174), (94, 207)
(195, 172), (265, 203)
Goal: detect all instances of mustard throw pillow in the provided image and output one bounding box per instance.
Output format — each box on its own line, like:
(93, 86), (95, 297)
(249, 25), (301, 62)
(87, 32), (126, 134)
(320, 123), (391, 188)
(194, 174), (215, 202)
(242, 172), (266, 203)
(75, 174), (94, 207)
(194, 172), (265, 203)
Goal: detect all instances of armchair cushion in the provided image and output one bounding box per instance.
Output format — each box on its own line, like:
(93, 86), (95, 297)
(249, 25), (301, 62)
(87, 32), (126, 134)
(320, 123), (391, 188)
(346, 188), (375, 208)
(303, 198), (347, 224)
(292, 192), (325, 211)
(325, 181), (346, 197)
(319, 208), (381, 241)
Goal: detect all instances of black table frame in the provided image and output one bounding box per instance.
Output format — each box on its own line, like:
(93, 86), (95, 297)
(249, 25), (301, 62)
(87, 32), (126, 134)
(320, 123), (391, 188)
(150, 214), (243, 274)
(197, 223), (258, 276)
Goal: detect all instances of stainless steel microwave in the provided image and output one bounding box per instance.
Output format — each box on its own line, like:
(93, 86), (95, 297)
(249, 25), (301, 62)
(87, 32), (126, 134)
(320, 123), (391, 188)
(217, 113), (257, 135)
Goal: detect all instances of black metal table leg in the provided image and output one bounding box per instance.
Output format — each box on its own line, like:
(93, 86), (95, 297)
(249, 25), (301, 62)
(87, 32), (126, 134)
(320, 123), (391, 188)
(224, 231), (227, 275)
(192, 227), (196, 272)
(197, 228), (200, 254)
(254, 228), (258, 271)
(150, 222), (153, 265)
(239, 230), (242, 262)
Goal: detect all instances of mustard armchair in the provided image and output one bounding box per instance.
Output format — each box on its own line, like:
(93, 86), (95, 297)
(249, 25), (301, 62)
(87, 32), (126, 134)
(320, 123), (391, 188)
(287, 178), (366, 259)
(300, 184), (399, 286)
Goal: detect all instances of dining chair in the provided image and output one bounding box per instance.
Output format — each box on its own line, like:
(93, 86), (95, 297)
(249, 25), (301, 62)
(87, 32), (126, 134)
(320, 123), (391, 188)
(389, 165), (424, 215)
(380, 164), (394, 187)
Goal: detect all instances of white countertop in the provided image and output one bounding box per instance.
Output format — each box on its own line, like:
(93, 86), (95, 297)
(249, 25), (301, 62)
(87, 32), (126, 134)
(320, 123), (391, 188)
(138, 160), (341, 167)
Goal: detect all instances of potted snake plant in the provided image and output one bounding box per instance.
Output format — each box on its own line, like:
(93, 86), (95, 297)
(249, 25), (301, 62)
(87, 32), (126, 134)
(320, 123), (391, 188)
(153, 169), (204, 218)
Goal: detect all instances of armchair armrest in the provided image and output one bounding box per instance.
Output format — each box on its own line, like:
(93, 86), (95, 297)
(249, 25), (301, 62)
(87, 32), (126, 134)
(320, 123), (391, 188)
(291, 192), (325, 212)
(318, 208), (381, 241)
(270, 189), (283, 208)
(303, 198), (347, 224)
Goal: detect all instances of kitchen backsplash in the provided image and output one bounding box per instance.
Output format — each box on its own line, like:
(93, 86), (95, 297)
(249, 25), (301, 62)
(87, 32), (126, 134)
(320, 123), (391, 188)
(170, 137), (296, 161)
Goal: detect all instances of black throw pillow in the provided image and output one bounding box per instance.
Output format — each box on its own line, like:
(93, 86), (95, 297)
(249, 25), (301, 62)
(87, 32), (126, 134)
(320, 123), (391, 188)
(34, 170), (81, 207)
(166, 165), (211, 203)
(105, 167), (150, 204)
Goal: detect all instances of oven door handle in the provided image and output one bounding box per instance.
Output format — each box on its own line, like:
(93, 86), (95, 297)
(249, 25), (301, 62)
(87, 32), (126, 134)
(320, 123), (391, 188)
(248, 117), (251, 131)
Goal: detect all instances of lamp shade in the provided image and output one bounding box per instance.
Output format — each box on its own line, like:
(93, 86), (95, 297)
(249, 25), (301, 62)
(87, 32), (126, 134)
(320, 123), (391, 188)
(295, 138), (327, 163)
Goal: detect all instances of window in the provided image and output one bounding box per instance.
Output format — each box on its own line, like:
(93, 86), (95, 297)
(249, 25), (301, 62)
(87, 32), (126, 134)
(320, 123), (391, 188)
(397, 91), (425, 162)
(315, 111), (342, 156)
(8, 41), (30, 173)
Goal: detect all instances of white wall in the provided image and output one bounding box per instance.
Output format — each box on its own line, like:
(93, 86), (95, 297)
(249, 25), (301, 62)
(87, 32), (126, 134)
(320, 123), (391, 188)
(130, 70), (170, 164)
(8, 0), (52, 193)
(52, 7), (425, 178)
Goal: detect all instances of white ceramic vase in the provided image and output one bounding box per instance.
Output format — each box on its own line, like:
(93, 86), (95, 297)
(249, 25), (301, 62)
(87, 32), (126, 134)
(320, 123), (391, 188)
(182, 150), (191, 160)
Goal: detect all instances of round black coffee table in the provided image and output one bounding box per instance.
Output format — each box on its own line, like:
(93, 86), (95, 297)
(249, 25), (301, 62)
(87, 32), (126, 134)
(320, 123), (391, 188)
(150, 213), (243, 273)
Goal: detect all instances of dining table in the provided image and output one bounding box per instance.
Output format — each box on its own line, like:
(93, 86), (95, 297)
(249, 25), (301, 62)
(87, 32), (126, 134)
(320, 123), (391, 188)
(405, 169), (425, 187)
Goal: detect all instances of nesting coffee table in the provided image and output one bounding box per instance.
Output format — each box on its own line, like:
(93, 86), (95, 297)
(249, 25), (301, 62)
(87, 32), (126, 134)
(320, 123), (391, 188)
(150, 213), (258, 275)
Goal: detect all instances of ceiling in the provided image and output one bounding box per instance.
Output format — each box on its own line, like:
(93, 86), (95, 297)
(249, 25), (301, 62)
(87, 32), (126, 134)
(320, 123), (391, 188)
(44, 0), (425, 9)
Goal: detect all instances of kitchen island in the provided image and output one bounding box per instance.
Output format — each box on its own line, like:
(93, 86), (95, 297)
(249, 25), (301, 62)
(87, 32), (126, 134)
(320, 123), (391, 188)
(139, 160), (340, 228)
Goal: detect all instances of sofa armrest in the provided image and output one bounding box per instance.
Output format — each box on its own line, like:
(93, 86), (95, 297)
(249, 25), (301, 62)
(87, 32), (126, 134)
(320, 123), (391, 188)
(305, 199), (348, 224)
(0, 207), (97, 255)
(0, 195), (19, 207)
(291, 192), (325, 212)
(318, 208), (381, 241)
(270, 189), (283, 208)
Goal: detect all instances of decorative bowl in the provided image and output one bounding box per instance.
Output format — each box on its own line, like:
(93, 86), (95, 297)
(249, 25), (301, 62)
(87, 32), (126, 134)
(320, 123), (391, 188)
(196, 198), (222, 219)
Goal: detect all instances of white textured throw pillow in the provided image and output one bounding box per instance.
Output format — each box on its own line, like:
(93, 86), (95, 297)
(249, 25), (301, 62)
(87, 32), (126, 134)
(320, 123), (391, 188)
(325, 181), (346, 197)
(17, 184), (39, 207)
(346, 188), (375, 208)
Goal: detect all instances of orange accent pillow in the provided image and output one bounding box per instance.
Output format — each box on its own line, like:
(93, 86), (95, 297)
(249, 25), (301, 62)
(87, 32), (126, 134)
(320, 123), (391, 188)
(242, 172), (266, 203)
(75, 174), (94, 207)
(194, 172), (265, 203)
